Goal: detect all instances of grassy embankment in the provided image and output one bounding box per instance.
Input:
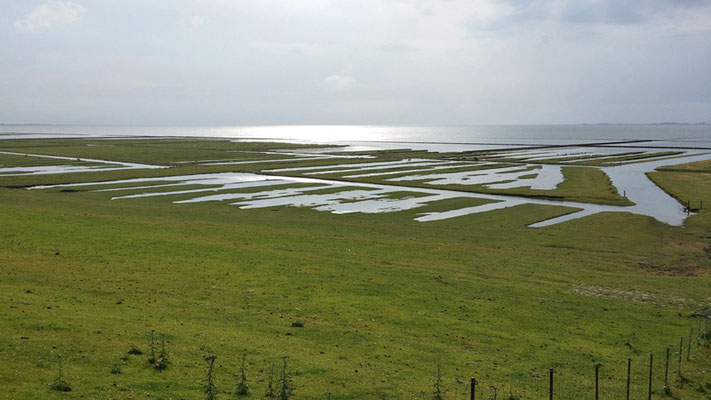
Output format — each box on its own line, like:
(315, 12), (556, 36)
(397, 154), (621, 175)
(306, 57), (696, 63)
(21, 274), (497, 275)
(458, 150), (682, 167)
(0, 139), (710, 399)
(649, 158), (711, 223)
(0, 153), (105, 169)
(0, 139), (341, 165)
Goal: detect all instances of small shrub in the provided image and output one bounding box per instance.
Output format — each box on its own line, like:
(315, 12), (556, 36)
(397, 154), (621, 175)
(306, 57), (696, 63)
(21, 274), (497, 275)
(433, 365), (444, 400)
(507, 392), (521, 400)
(154, 334), (170, 371)
(49, 379), (72, 392)
(679, 373), (691, 386)
(278, 357), (293, 400)
(204, 355), (218, 400)
(128, 346), (142, 355)
(148, 330), (156, 365)
(265, 363), (276, 399)
(110, 363), (122, 374)
(701, 330), (711, 348)
(291, 321), (305, 328)
(663, 385), (673, 397)
(234, 349), (250, 396)
(490, 385), (498, 400)
(49, 354), (71, 392)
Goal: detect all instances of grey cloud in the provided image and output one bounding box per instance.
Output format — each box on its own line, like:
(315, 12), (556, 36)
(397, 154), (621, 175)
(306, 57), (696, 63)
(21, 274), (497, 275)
(474, 0), (711, 30)
(0, 0), (709, 124)
(562, 1), (658, 25)
(380, 43), (415, 53)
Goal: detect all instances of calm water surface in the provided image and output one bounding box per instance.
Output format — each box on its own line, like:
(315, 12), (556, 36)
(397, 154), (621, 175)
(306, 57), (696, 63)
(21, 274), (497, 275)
(2, 124), (710, 149)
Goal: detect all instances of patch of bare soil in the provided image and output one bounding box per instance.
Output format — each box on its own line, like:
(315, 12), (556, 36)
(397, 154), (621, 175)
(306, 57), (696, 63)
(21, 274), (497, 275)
(638, 263), (705, 277)
(572, 285), (711, 311)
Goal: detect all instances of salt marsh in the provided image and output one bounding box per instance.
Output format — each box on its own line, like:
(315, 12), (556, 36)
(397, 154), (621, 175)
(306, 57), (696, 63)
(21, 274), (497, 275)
(6, 135), (710, 227)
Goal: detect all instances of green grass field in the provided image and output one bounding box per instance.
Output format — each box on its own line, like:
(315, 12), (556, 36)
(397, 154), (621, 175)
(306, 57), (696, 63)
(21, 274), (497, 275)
(1, 138), (710, 399)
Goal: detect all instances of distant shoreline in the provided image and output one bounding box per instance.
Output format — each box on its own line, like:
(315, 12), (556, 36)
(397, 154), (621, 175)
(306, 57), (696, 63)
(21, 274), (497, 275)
(1, 122), (709, 127)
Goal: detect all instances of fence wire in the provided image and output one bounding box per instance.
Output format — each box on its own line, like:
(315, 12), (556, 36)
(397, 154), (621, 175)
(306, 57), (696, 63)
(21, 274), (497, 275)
(386, 320), (710, 400)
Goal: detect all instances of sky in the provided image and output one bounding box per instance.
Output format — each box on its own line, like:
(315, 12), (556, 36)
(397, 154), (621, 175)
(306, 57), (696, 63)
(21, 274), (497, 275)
(1, 0), (710, 125)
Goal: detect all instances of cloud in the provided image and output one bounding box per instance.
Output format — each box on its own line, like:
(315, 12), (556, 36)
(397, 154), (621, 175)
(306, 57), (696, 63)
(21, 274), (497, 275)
(14, 1), (87, 33)
(1, 0), (709, 124)
(560, 1), (656, 25)
(323, 74), (357, 91)
(187, 15), (205, 29)
(491, 0), (711, 26)
(248, 41), (327, 55)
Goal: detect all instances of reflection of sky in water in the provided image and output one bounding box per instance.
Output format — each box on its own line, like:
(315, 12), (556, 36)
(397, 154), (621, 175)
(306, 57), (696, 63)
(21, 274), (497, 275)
(265, 159), (435, 173)
(388, 164), (563, 191)
(492, 147), (662, 162)
(0, 150), (162, 176)
(344, 163), (481, 178)
(0, 165), (111, 176)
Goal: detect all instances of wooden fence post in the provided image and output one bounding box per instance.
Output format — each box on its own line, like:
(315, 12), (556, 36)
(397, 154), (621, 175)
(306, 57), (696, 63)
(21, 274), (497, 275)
(664, 347), (669, 389)
(595, 364), (599, 400)
(626, 358), (631, 400)
(648, 353), (653, 400)
(678, 337), (683, 378)
(470, 378), (477, 400)
(549, 368), (554, 400)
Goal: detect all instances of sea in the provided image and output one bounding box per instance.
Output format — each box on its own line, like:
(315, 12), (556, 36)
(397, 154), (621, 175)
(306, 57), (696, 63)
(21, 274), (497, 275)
(1, 124), (710, 148)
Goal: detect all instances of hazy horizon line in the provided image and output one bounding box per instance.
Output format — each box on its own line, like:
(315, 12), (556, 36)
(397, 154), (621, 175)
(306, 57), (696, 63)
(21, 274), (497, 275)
(2, 122), (709, 128)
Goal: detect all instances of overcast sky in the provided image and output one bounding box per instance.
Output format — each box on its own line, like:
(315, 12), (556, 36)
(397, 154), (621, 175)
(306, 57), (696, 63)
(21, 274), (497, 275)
(1, 0), (710, 125)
